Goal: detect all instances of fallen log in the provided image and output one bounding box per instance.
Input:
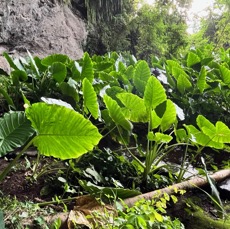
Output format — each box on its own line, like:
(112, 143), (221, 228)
(48, 169), (230, 228)
(123, 169), (230, 208)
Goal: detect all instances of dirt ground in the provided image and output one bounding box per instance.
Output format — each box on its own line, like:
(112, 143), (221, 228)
(0, 156), (46, 201)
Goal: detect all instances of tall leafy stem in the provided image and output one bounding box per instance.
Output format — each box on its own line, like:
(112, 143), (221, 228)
(103, 61), (181, 181)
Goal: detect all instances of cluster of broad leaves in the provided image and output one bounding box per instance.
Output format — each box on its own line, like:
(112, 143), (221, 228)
(152, 47), (230, 127)
(1, 49), (230, 184)
(0, 51), (175, 159)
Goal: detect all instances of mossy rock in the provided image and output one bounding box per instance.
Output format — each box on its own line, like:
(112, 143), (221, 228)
(175, 196), (230, 229)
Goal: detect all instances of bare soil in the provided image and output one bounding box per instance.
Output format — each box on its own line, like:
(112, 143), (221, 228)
(0, 156), (46, 201)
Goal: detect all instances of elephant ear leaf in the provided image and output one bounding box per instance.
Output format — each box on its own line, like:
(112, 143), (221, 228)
(133, 60), (151, 95)
(0, 112), (35, 156)
(144, 76), (167, 111)
(117, 92), (149, 123)
(82, 78), (99, 119)
(160, 99), (177, 132)
(25, 103), (102, 160)
(81, 52), (94, 83)
(103, 95), (133, 132)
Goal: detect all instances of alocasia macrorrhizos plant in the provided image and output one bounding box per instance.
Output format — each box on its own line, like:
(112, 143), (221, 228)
(103, 60), (178, 180)
(0, 102), (102, 182)
(1, 50), (230, 187)
(153, 47), (230, 127)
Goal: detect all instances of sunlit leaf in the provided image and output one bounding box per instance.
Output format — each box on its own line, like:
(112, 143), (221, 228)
(202, 121), (230, 143)
(81, 52), (94, 83)
(26, 103), (102, 160)
(187, 52), (201, 67)
(175, 128), (187, 142)
(177, 74), (192, 94)
(197, 66), (207, 93)
(41, 54), (70, 66)
(117, 93), (149, 122)
(133, 60), (151, 94)
(82, 78), (99, 119)
(197, 115), (216, 135)
(103, 95), (133, 131)
(219, 65), (230, 84)
(184, 125), (223, 149)
(144, 77), (166, 111)
(148, 132), (172, 143)
(160, 99), (177, 132)
(214, 122), (230, 143)
(154, 211), (163, 222)
(172, 67), (187, 80)
(137, 216), (147, 227)
(166, 60), (181, 74)
(151, 110), (162, 129)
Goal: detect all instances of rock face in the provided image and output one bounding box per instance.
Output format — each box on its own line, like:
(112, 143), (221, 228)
(0, 0), (87, 59)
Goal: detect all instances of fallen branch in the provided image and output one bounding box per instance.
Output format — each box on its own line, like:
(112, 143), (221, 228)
(48, 169), (230, 227)
(123, 169), (230, 208)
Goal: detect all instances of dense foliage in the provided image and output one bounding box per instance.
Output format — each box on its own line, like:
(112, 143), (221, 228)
(0, 44), (230, 226)
(1, 1), (230, 226)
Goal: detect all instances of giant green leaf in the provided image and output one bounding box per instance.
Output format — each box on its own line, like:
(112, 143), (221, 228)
(125, 65), (135, 80)
(197, 115), (216, 135)
(172, 67), (187, 80)
(50, 62), (67, 83)
(59, 82), (79, 102)
(103, 95), (133, 131)
(26, 103), (102, 160)
(184, 125), (223, 149)
(144, 77), (166, 111)
(106, 86), (125, 105)
(177, 74), (192, 94)
(197, 66), (207, 93)
(166, 60), (181, 74)
(219, 65), (230, 84)
(82, 78), (99, 119)
(187, 52), (201, 67)
(93, 61), (113, 71)
(117, 93), (149, 123)
(81, 52), (94, 83)
(133, 61), (151, 94)
(150, 110), (162, 129)
(147, 132), (172, 143)
(41, 54), (70, 66)
(214, 122), (230, 143)
(202, 121), (230, 143)
(0, 112), (35, 156)
(160, 99), (177, 132)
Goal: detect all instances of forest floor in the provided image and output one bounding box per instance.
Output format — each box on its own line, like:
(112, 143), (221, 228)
(0, 151), (230, 228)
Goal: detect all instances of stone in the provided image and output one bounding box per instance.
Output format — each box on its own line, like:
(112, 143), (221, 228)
(0, 0), (87, 59)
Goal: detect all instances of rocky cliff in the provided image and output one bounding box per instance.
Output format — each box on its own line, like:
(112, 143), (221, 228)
(0, 0), (87, 60)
